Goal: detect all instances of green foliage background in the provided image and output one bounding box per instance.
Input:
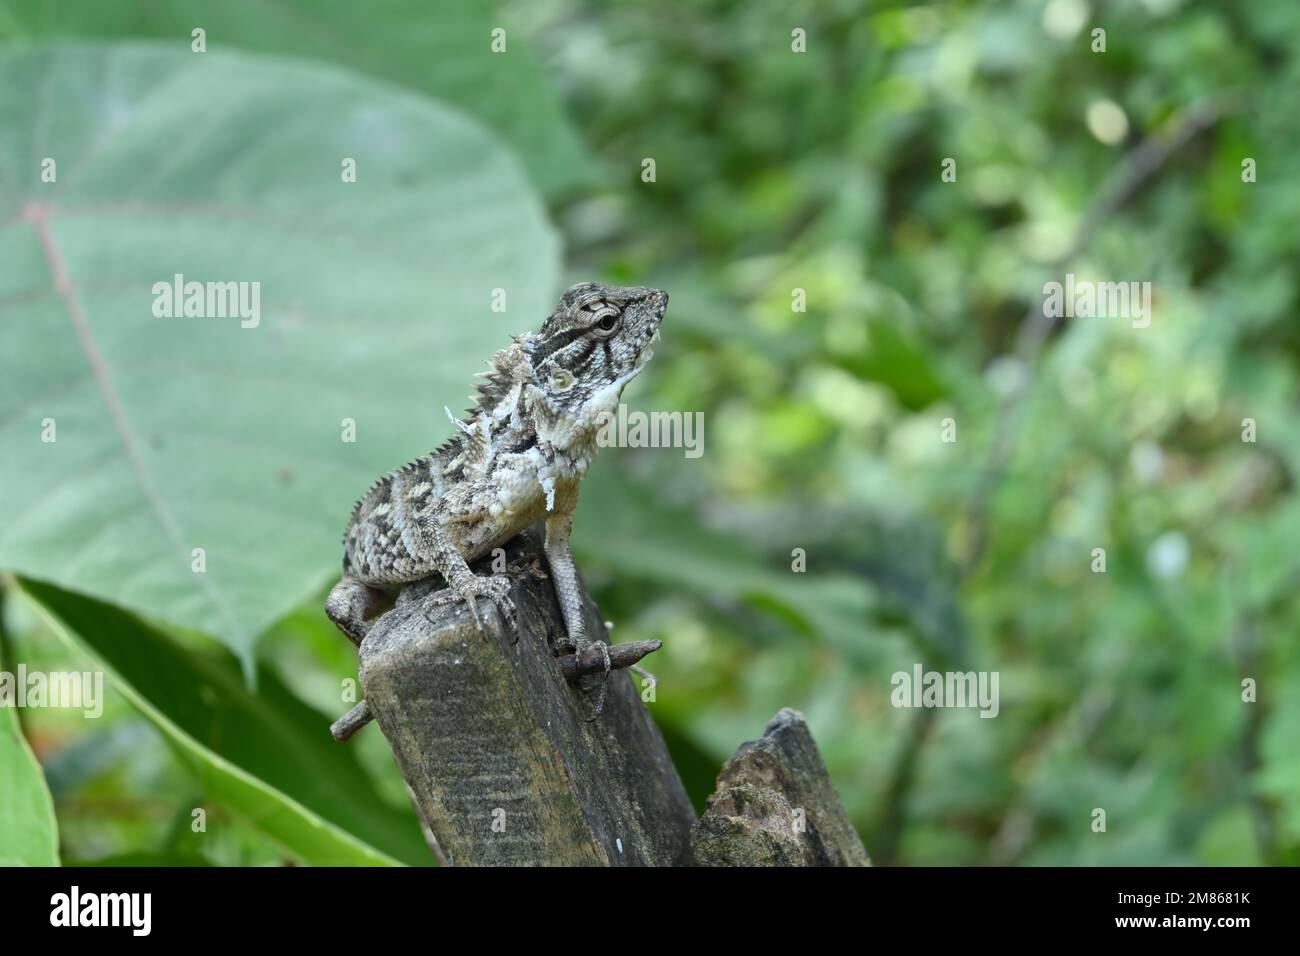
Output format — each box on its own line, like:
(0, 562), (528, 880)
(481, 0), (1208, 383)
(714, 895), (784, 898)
(1, 0), (1297, 866)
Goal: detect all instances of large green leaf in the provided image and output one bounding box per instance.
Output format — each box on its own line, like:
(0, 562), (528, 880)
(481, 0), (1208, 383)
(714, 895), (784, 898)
(0, 650), (60, 866)
(0, 43), (559, 664)
(0, 0), (593, 196)
(17, 577), (430, 866)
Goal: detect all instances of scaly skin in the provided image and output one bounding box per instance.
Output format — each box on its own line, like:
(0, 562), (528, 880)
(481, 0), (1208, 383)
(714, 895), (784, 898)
(325, 282), (668, 714)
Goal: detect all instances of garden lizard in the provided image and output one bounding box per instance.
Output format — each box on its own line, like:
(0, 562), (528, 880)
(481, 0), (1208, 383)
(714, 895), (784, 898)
(326, 282), (668, 714)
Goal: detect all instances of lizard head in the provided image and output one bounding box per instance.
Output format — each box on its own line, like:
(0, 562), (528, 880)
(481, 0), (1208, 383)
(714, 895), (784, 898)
(526, 282), (668, 439)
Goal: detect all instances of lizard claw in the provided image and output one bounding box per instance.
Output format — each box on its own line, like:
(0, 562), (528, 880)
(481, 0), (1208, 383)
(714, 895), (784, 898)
(426, 574), (515, 638)
(574, 639), (611, 722)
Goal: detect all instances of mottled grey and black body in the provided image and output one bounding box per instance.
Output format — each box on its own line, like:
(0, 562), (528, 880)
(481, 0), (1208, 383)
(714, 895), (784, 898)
(326, 282), (667, 707)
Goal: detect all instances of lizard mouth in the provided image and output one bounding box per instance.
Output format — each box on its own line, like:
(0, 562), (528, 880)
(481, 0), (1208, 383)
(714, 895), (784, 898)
(635, 326), (662, 367)
(618, 329), (660, 389)
(631, 290), (666, 369)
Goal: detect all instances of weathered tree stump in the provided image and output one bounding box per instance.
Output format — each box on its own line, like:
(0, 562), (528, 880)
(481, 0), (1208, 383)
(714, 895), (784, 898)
(337, 530), (869, 866)
(355, 535), (696, 866)
(690, 708), (871, 866)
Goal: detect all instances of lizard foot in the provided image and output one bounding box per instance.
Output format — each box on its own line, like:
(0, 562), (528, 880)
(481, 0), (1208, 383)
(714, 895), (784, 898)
(325, 577), (385, 647)
(425, 574), (516, 638)
(573, 639), (611, 722)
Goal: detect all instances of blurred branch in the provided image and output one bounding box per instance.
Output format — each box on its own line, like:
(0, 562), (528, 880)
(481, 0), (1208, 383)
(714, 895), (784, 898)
(1225, 556), (1294, 865)
(159, 795), (207, 853)
(872, 706), (938, 865)
(1231, 609), (1277, 864)
(987, 685), (1116, 865)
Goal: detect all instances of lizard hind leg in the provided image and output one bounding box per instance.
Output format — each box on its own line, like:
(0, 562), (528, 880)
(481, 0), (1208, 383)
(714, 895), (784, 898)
(325, 576), (387, 647)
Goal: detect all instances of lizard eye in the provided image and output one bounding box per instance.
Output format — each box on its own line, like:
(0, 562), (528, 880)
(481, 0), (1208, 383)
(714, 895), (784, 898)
(594, 312), (621, 335)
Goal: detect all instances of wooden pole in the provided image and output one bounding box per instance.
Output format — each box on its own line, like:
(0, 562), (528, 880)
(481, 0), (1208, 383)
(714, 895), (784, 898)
(354, 537), (696, 866)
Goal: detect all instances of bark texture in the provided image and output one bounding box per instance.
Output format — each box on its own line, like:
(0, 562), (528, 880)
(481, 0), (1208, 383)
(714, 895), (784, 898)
(357, 535), (695, 866)
(689, 708), (871, 866)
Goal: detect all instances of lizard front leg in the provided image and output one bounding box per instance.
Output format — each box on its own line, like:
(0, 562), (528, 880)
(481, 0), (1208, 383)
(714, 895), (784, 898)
(545, 511), (611, 719)
(415, 514), (515, 635)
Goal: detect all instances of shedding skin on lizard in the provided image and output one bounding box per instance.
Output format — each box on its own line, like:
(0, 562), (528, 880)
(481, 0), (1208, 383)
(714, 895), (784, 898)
(325, 282), (668, 718)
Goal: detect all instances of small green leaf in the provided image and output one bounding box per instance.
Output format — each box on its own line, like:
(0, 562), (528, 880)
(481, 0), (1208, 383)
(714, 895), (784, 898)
(0, 653), (60, 866)
(836, 318), (948, 410)
(18, 577), (431, 866)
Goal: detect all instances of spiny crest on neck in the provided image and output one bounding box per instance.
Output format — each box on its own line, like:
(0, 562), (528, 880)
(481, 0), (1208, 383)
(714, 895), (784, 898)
(464, 334), (538, 424)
